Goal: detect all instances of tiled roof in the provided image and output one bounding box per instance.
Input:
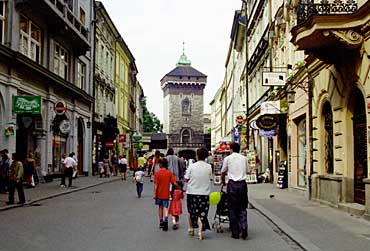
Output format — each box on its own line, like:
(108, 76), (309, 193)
(164, 66), (207, 78)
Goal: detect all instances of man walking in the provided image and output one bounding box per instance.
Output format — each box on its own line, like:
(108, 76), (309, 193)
(221, 142), (248, 239)
(63, 153), (77, 187)
(6, 153), (26, 205)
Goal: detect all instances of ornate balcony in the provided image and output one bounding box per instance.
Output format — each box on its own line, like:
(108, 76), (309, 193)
(15, 0), (90, 55)
(291, 0), (369, 64)
(297, 0), (358, 25)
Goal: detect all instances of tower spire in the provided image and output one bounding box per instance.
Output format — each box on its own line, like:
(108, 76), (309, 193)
(177, 42), (191, 66)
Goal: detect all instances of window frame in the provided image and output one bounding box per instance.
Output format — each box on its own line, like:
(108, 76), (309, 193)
(297, 118), (307, 187)
(0, 1), (5, 44)
(77, 60), (86, 90)
(19, 15), (42, 63)
(54, 42), (69, 80)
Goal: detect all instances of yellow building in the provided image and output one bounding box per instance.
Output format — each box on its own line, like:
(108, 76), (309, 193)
(115, 38), (137, 158)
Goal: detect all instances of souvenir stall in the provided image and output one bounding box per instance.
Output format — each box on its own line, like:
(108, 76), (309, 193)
(213, 143), (231, 185)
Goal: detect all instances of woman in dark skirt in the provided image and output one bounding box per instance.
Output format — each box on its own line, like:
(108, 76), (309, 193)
(184, 148), (212, 240)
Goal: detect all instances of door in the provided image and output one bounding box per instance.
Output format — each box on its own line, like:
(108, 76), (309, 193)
(352, 89), (367, 205)
(77, 119), (84, 175)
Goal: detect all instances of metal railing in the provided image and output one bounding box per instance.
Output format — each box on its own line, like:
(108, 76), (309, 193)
(297, 0), (358, 25)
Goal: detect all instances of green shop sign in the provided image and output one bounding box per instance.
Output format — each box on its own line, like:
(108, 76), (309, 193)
(13, 96), (42, 114)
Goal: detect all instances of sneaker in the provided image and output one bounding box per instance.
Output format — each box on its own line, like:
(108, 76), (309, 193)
(162, 221), (168, 231)
(60, 185), (66, 188)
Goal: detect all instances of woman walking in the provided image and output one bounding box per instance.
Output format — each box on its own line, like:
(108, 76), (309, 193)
(184, 148), (212, 240)
(24, 151), (36, 188)
(150, 150), (161, 181)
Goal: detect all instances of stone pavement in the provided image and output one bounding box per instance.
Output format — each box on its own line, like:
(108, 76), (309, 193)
(248, 183), (370, 251)
(0, 175), (121, 211)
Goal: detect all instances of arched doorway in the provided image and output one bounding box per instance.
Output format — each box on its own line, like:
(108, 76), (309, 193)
(351, 88), (367, 204)
(178, 149), (196, 161)
(182, 129), (190, 144)
(77, 118), (84, 175)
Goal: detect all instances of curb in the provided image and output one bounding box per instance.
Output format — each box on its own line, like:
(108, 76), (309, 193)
(249, 198), (322, 251)
(0, 177), (121, 212)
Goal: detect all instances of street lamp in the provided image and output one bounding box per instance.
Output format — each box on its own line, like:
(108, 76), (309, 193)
(287, 90), (296, 103)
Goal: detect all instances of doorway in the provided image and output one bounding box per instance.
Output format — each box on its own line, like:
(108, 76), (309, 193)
(77, 119), (84, 175)
(352, 88), (367, 205)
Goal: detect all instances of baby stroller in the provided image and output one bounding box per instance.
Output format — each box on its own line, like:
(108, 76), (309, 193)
(212, 186), (229, 233)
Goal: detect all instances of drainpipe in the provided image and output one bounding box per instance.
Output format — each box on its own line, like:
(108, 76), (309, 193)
(91, 0), (98, 175)
(242, 0), (249, 150)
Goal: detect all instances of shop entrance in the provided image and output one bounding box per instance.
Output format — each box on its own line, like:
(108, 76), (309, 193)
(77, 119), (84, 175)
(352, 88), (367, 205)
(16, 115), (37, 162)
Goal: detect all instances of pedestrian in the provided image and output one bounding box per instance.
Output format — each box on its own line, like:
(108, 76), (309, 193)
(103, 155), (110, 177)
(60, 153), (67, 187)
(166, 148), (180, 180)
(134, 168), (146, 198)
(154, 158), (177, 231)
(71, 152), (78, 179)
(178, 156), (186, 180)
(169, 181), (184, 230)
(111, 152), (118, 176)
(24, 151), (36, 188)
(118, 155), (128, 180)
(6, 153), (26, 205)
(98, 159), (105, 178)
(206, 151), (214, 174)
(63, 153), (77, 187)
(184, 147), (212, 240)
(150, 150), (161, 182)
(0, 150), (10, 193)
(221, 142), (249, 240)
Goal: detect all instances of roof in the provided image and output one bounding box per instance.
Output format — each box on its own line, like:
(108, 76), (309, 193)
(164, 65), (207, 78)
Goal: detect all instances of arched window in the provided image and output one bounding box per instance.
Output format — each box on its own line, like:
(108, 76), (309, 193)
(181, 98), (191, 116)
(182, 129), (190, 144)
(297, 118), (307, 187)
(323, 101), (334, 174)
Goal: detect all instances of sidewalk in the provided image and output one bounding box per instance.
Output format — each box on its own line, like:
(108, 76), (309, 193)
(248, 184), (370, 251)
(0, 175), (121, 211)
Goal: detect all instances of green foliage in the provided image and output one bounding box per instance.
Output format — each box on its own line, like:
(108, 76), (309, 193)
(141, 97), (163, 133)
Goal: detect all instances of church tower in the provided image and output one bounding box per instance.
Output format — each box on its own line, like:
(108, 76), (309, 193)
(161, 49), (207, 154)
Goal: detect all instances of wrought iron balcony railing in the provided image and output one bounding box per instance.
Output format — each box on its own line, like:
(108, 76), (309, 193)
(297, 0), (358, 25)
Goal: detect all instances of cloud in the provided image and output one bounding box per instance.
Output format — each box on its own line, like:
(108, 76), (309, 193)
(101, 0), (242, 120)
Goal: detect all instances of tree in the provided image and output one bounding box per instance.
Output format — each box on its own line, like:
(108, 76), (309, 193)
(141, 97), (163, 133)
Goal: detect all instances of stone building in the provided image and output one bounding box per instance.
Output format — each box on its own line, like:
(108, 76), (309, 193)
(161, 52), (207, 156)
(0, 0), (94, 175)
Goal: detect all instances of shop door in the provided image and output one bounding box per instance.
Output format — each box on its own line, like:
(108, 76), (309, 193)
(352, 90), (367, 205)
(77, 119), (84, 175)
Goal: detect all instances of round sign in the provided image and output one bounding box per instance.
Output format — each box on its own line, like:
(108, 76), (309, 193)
(235, 115), (245, 125)
(133, 132), (142, 142)
(256, 114), (278, 131)
(59, 120), (71, 134)
(54, 101), (67, 115)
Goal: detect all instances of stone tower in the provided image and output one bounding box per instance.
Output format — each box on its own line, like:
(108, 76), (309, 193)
(161, 50), (207, 154)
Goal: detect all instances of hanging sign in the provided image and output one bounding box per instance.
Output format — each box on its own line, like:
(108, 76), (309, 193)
(256, 114), (278, 131)
(259, 129), (277, 137)
(118, 134), (126, 143)
(12, 96), (42, 114)
(132, 132), (142, 142)
(235, 115), (245, 125)
(54, 101), (67, 115)
(59, 120), (71, 134)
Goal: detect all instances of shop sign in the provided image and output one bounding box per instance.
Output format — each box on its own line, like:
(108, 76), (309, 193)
(142, 136), (151, 143)
(232, 127), (240, 144)
(12, 96), (42, 114)
(256, 114), (278, 131)
(59, 120), (71, 134)
(262, 72), (286, 86)
(235, 115), (245, 125)
(4, 125), (15, 136)
(105, 142), (114, 148)
(261, 100), (288, 115)
(118, 134), (126, 143)
(259, 129), (277, 137)
(54, 101), (67, 115)
(132, 132), (142, 142)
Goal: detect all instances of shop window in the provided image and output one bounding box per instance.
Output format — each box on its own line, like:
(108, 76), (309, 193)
(53, 135), (67, 173)
(54, 43), (69, 80)
(19, 15), (41, 63)
(77, 60), (86, 90)
(182, 129), (190, 144)
(0, 1), (5, 44)
(297, 118), (307, 187)
(323, 101), (334, 174)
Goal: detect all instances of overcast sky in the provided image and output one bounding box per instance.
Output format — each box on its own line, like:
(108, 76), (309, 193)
(101, 0), (242, 121)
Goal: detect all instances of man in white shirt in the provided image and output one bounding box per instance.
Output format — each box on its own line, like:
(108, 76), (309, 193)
(63, 153), (77, 187)
(221, 142), (248, 240)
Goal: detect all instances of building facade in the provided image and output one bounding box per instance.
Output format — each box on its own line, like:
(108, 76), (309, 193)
(161, 52), (207, 156)
(0, 0), (94, 175)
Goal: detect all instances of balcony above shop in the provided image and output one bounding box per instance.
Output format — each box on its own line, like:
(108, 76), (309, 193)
(291, 0), (370, 63)
(15, 0), (90, 55)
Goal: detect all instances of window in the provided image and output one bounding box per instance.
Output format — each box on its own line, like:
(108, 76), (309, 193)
(79, 8), (85, 25)
(0, 1), (5, 44)
(323, 102), (334, 174)
(181, 98), (191, 116)
(19, 15), (41, 63)
(54, 43), (69, 80)
(297, 118), (307, 187)
(77, 60), (86, 90)
(65, 0), (73, 11)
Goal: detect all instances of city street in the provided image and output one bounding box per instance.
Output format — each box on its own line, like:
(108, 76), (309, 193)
(0, 179), (302, 251)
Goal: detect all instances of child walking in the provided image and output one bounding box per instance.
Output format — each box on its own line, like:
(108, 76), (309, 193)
(169, 181), (184, 230)
(154, 158), (177, 231)
(134, 168), (146, 198)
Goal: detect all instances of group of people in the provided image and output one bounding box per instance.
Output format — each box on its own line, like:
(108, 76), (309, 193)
(141, 143), (249, 241)
(0, 150), (26, 205)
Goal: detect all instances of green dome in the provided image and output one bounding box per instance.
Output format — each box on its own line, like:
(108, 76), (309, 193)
(176, 53), (191, 66)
